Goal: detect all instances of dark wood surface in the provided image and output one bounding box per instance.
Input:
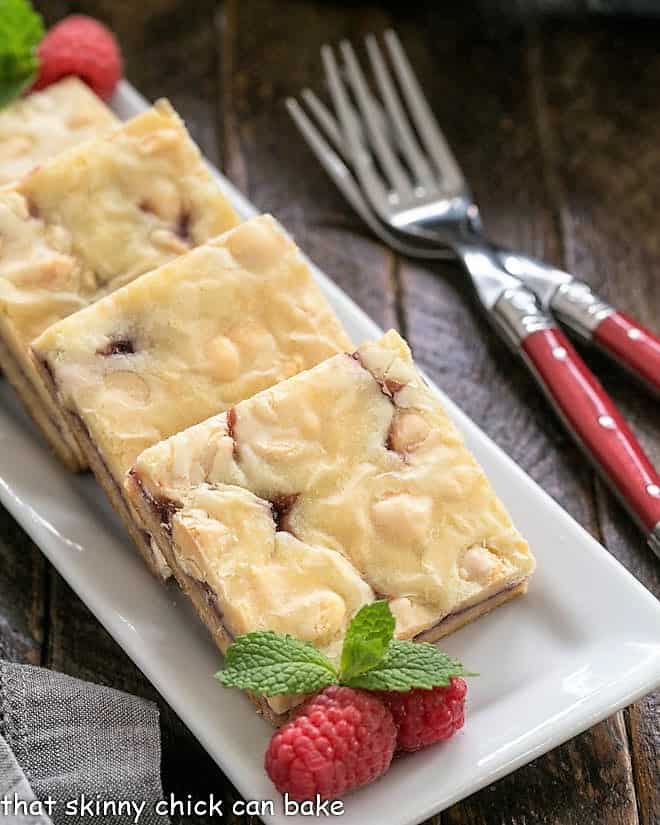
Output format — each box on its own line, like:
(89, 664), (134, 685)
(2, 1), (657, 823)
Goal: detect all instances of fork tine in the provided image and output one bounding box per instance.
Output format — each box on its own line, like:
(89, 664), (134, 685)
(285, 97), (451, 261)
(365, 33), (435, 188)
(339, 40), (413, 200)
(322, 44), (390, 209)
(384, 29), (465, 192)
(301, 88), (347, 158)
(303, 86), (397, 163)
(286, 96), (354, 186)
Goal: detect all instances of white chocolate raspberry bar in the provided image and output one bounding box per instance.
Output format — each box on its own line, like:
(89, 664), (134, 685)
(32, 215), (352, 577)
(0, 99), (239, 469)
(126, 330), (535, 723)
(0, 78), (118, 186)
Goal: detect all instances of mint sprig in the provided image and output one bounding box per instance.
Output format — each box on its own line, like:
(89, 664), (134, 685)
(216, 631), (338, 697)
(216, 602), (475, 697)
(345, 639), (472, 691)
(0, 0), (44, 109)
(339, 600), (395, 683)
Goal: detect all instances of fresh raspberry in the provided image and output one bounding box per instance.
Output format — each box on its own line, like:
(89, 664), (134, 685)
(265, 686), (396, 800)
(33, 15), (122, 100)
(380, 677), (467, 752)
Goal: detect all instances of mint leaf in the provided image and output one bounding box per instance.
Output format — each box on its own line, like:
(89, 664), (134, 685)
(215, 631), (338, 697)
(344, 639), (473, 691)
(339, 600), (395, 683)
(0, 77), (29, 109)
(0, 0), (44, 109)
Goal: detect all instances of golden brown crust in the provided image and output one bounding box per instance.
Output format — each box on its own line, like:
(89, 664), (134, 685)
(32, 348), (169, 574)
(415, 581), (528, 643)
(127, 469), (529, 726)
(36, 346), (292, 724)
(1, 329), (83, 469)
(0, 101), (239, 470)
(126, 470), (289, 725)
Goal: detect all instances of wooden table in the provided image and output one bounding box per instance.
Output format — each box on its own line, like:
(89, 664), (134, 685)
(3, 2), (657, 822)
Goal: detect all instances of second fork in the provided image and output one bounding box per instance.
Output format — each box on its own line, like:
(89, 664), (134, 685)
(288, 31), (660, 555)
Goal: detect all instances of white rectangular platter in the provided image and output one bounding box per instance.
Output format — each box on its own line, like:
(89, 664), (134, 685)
(0, 81), (658, 825)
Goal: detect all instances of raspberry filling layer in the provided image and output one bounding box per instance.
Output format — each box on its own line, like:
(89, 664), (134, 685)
(415, 579), (526, 640)
(128, 469), (181, 533)
(97, 337), (135, 357)
(269, 493), (298, 533)
(196, 580), (234, 642)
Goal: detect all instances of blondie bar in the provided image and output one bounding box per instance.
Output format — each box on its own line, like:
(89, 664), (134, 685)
(0, 99), (238, 468)
(126, 330), (535, 722)
(0, 78), (117, 186)
(32, 215), (352, 576)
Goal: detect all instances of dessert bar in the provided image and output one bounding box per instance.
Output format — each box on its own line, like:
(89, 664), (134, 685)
(32, 215), (352, 576)
(126, 330), (535, 722)
(0, 99), (238, 468)
(0, 78), (117, 186)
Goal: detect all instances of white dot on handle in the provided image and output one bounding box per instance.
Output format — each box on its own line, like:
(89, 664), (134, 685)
(598, 415), (616, 429)
(647, 484), (660, 498)
(627, 328), (642, 340)
(552, 346), (567, 360)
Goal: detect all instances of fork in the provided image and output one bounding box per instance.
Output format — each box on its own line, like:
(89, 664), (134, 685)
(287, 31), (660, 556)
(295, 33), (660, 398)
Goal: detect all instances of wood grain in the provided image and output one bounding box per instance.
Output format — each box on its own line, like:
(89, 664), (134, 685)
(382, 8), (640, 825)
(218, 4), (651, 825)
(393, 9), (598, 531)
(0, 514), (44, 665)
(220, 0), (399, 333)
(537, 18), (660, 824)
(627, 696), (659, 825)
(0, 2), (655, 824)
(538, 16), (660, 583)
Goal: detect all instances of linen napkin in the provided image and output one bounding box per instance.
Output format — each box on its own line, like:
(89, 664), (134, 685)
(0, 661), (170, 825)
(0, 733), (52, 824)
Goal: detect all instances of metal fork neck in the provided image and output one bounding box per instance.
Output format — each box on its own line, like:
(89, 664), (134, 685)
(452, 240), (555, 349)
(392, 197), (482, 247)
(453, 239), (520, 303)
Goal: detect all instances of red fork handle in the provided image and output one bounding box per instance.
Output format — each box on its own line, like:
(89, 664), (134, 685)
(546, 278), (660, 396)
(522, 327), (660, 534)
(593, 311), (660, 396)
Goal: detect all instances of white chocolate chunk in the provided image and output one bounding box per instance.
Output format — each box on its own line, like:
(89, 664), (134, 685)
(0, 99), (239, 467)
(205, 336), (241, 382)
(0, 78), (117, 186)
(459, 544), (502, 585)
(33, 215), (352, 484)
(388, 411), (431, 452)
(129, 330), (535, 662)
(171, 485), (373, 661)
(371, 494), (433, 544)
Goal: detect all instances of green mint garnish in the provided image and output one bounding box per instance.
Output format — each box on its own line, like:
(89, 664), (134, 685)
(216, 601), (476, 697)
(0, 0), (44, 109)
(344, 639), (473, 692)
(339, 601), (395, 683)
(215, 631), (338, 697)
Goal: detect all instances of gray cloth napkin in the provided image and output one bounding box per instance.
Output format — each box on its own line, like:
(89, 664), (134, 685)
(0, 734), (52, 825)
(0, 661), (170, 825)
